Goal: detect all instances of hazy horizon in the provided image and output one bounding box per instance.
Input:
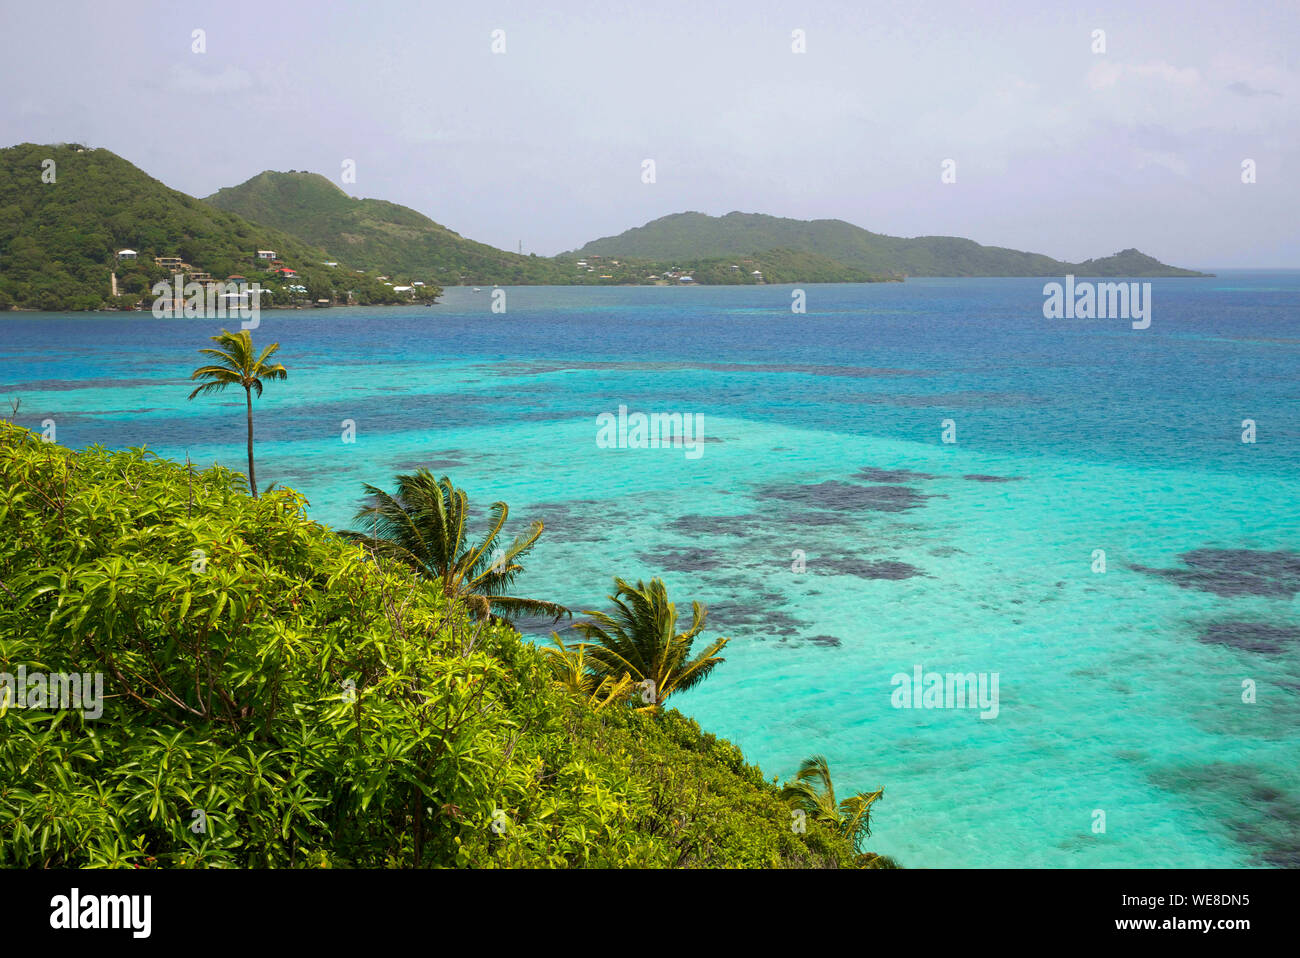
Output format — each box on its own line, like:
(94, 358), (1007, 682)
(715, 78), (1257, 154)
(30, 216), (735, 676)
(1, 0), (1296, 268)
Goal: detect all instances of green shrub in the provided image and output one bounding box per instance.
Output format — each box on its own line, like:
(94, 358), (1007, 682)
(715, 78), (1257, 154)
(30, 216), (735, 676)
(0, 423), (864, 868)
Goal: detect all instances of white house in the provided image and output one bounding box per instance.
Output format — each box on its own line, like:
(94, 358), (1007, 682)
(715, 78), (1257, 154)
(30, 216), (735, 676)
(116, 249), (137, 260)
(256, 250), (277, 260)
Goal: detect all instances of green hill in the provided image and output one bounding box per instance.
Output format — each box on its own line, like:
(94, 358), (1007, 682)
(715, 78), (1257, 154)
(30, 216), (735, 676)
(552, 246), (894, 285)
(0, 143), (438, 310)
(572, 211), (1209, 278)
(206, 171), (574, 286)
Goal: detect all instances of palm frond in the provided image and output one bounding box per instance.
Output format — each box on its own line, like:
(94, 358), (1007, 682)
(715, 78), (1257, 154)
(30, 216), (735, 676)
(577, 577), (727, 706)
(347, 472), (561, 620)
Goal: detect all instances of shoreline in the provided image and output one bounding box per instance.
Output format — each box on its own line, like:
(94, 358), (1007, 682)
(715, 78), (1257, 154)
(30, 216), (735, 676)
(0, 271), (1234, 314)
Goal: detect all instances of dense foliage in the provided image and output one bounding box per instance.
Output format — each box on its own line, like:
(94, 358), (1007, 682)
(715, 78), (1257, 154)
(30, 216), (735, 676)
(573, 211), (1208, 278)
(0, 143), (440, 310)
(0, 422), (879, 868)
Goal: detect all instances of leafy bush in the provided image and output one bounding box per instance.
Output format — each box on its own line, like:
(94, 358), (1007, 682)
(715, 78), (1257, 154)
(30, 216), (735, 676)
(0, 422), (866, 868)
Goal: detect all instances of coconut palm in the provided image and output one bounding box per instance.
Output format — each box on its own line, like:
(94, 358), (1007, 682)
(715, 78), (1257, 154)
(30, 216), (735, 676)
(781, 755), (885, 850)
(340, 470), (568, 623)
(572, 577), (728, 709)
(541, 633), (638, 711)
(186, 329), (286, 499)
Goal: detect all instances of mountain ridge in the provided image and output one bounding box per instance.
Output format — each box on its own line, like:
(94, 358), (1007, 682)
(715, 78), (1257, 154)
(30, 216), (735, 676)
(0, 142), (1211, 312)
(570, 210), (1209, 278)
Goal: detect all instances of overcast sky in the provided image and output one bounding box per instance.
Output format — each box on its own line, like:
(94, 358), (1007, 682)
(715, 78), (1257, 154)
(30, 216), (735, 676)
(1, 0), (1296, 266)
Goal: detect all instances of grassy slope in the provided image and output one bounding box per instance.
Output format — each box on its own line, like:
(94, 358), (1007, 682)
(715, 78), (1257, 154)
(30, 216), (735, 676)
(0, 144), (334, 309)
(0, 421), (879, 868)
(574, 211), (1209, 277)
(207, 171), (574, 286)
(0, 143), (435, 310)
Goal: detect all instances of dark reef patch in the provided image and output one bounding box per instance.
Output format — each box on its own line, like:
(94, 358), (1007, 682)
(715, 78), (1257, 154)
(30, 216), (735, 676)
(1132, 548), (1300, 599)
(815, 557), (925, 580)
(855, 466), (937, 483)
(783, 509), (849, 527)
(666, 514), (756, 537)
(525, 499), (606, 544)
(1147, 762), (1300, 868)
(803, 634), (843, 648)
(962, 474), (1024, 483)
(1198, 621), (1300, 655)
(840, 390), (1045, 408)
(706, 601), (809, 639)
(759, 480), (931, 513)
(0, 377), (177, 393)
(391, 457), (470, 472)
(483, 359), (932, 380)
(928, 545), (967, 558)
(636, 548), (728, 573)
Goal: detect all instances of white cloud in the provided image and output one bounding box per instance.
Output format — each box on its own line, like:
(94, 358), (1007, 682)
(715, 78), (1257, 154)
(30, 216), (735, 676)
(168, 63), (254, 95)
(1087, 59), (1201, 91)
(1134, 149), (1190, 177)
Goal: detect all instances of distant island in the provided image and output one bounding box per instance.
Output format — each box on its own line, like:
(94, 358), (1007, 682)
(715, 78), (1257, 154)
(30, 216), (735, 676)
(571, 211), (1210, 280)
(0, 142), (1208, 312)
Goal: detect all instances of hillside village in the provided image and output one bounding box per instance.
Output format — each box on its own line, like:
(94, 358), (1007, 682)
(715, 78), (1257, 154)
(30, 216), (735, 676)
(108, 246), (439, 311)
(570, 253), (766, 285)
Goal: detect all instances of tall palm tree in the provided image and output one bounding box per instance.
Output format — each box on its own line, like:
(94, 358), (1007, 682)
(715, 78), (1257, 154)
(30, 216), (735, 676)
(781, 755), (885, 851)
(186, 329), (286, 499)
(573, 577), (728, 708)
(340, 470), (568, 623)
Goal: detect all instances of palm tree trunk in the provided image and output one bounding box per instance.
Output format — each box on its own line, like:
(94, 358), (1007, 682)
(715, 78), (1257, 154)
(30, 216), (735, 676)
(245, 385), (257, 498)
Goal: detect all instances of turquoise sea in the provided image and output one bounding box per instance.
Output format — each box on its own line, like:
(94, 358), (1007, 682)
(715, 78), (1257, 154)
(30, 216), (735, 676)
(3, 273), (1298, 868)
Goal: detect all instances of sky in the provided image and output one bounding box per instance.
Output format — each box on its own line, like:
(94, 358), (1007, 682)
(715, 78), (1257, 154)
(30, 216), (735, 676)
(0, 0), (1296, 267)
